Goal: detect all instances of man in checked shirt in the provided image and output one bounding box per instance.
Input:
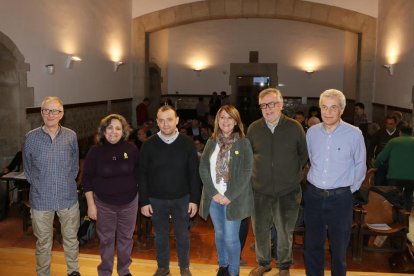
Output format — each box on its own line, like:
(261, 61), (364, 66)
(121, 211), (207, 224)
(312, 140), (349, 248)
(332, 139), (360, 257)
(23, 96), (81, 276)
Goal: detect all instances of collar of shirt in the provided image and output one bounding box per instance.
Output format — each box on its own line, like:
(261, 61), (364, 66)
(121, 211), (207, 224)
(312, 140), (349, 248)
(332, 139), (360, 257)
(157, 128), (179, 144)
(386, 128), (396, 136)
(321, 119), (343, 134)
(265, 117), (280, 133)
(41, 124), (61, 135)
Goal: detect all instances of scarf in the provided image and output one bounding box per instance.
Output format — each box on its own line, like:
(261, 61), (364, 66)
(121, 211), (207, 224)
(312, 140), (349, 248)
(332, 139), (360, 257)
(215, 132), (239, 184)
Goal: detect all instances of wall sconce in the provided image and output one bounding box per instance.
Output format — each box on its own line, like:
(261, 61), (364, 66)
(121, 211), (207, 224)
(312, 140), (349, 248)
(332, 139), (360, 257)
(65, 55), (82, 69)
(113, 61), (124, 72)
(45, 64), (55, 75)
(305, 69), (315, 78)
(193, 69), (202, 76)
(383, 64), (394, 75)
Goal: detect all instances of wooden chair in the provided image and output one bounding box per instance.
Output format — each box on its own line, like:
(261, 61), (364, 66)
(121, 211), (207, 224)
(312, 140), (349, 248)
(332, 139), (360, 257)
(353, 187), (409, 260)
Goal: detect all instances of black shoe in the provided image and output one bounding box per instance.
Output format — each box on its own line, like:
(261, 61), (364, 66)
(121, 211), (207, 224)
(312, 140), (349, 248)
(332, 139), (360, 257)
(68, 272), (81, 276)
(217, 266), (229, 276)
(124, 274), (132, 276)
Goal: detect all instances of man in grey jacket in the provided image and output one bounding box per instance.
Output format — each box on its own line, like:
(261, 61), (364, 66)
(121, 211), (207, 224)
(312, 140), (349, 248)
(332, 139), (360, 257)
(247, 88), (308, 276)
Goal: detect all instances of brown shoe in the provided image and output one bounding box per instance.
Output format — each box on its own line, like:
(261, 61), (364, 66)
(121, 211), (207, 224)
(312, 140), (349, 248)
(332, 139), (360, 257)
(249, 265), (272, 276)
(180, 267), (192, 276)
(278, 270), (290, 276)
(153, 268), (170, 276)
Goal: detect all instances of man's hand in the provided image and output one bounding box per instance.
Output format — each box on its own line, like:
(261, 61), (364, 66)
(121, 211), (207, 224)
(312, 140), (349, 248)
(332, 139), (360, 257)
(188, 203), (198, 218)
(141, 204), (153, 217)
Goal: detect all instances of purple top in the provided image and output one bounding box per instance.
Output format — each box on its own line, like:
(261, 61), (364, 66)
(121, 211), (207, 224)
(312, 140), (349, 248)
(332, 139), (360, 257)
(82, 140), (139, 205)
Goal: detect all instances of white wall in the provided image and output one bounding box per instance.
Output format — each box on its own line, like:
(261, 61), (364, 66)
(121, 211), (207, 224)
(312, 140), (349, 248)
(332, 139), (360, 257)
(151, 18), (350, 98)
(132, 0), (378, 18)
(374, 0), (414, 109)
(0, 0), (132, 106)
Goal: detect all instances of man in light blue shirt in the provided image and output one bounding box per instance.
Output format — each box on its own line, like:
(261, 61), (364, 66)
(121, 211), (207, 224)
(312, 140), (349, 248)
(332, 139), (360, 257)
(304, 89), (366, 276)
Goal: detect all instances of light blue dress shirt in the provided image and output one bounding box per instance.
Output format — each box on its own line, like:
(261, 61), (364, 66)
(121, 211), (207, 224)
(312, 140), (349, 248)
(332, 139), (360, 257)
(306, 120), (366, 193)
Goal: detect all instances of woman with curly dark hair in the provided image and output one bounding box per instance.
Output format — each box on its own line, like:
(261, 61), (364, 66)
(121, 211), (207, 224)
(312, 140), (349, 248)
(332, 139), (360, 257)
(82, 114), (139, 276)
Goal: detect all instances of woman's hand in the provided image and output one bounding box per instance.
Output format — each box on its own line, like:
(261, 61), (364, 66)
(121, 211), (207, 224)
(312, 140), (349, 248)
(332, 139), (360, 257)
(212, 194), (231, 205)
(87, 204), (97, 220)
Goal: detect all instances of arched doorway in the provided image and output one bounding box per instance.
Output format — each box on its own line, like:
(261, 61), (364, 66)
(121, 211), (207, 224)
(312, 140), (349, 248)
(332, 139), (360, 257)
(0, 32), (33, 167)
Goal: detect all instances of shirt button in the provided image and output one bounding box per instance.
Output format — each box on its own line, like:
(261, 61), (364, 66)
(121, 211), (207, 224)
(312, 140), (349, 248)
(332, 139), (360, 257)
(324, 170), (327, 173)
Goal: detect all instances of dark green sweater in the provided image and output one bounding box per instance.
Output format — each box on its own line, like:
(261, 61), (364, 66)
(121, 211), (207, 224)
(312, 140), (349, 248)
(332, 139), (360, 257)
(138, 134), (201, 206)
(375, 135), (414, 180)
(246, 115), (308, 197)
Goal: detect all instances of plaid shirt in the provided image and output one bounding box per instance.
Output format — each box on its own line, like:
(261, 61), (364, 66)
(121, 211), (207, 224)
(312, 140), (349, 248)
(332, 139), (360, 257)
(23, 126), (79, 211)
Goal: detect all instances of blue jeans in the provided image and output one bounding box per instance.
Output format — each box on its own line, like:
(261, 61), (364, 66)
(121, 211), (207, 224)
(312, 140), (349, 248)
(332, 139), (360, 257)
(150, 195), (190, 269)
(209, 200), (241, 276)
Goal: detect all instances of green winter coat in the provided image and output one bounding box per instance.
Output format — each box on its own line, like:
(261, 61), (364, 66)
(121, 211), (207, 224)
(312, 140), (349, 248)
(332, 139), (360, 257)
(198, 137), (253, 220)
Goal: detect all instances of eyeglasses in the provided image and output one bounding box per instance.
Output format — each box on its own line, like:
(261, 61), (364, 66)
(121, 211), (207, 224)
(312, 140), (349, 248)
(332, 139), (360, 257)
(41, 108), (63, 115)
(259, 102), (279, 110)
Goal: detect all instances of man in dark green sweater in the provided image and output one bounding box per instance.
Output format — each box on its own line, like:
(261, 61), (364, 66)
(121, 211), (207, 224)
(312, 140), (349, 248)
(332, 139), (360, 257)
(247, 88), (308, 276)
(373, 126), (414, 211)
(139, 105), (201, 276)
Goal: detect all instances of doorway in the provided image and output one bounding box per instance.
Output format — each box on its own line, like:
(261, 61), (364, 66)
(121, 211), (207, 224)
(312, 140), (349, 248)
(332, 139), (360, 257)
(236, 76), (270, 126)
(229, 63), (278, 127)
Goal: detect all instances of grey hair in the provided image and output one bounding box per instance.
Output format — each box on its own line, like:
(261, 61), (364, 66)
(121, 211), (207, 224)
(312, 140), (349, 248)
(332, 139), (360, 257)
(258, 88), (283, 102)
(319, 89), (346, 110)
(41, 96), (64, 110)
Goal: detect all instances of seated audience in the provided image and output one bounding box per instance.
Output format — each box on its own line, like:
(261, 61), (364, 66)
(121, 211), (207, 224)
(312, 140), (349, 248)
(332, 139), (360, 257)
(2, 150), (22, 175)
(293, 111), (308, 132)
(369, 115), (399, 185)
(187, 119), (201, 137)
(306, 105), (322, 122)
(193, 136), (205, 159)
(307, 116), (321, 128)
(196, 96), (209, 124)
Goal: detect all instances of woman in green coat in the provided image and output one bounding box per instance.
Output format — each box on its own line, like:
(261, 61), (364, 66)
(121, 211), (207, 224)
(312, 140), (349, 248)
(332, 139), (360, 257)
(199, 105), (254, 276)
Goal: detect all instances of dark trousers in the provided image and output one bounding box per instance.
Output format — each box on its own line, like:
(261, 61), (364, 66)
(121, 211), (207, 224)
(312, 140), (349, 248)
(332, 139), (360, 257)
(304, 184), (353, 276)
(150, 195), (190, 269)
(95, 195), (138, 276)
(239, 217), (249, 254)
(252, 188), (301, 270)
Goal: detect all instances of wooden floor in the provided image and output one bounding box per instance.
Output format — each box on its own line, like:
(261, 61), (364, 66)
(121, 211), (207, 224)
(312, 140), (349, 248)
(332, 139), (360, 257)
(0, 247), (413, 276)
(0, 204), (413, 275)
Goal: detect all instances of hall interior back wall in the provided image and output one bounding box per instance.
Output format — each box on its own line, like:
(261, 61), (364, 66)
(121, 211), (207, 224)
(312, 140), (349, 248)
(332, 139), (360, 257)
(150, 18), (357, 99)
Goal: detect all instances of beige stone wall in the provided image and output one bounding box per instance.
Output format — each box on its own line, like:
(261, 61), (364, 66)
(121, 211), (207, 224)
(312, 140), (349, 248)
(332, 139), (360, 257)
(0, 32), (33, 170)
